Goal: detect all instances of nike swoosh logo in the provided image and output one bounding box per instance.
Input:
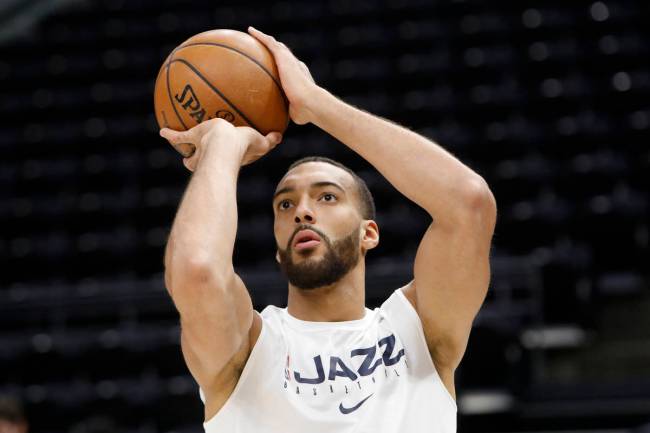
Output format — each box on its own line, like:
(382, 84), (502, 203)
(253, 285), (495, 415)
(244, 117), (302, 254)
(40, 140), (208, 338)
(339, 393), (374, 414)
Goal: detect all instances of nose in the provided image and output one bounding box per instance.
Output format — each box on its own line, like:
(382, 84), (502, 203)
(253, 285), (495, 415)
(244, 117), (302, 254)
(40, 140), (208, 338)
(294, 197), (315, 224)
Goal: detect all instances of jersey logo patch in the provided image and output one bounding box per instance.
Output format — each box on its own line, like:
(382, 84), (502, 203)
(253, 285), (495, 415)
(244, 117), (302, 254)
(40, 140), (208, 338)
(339, 393), (374, 414)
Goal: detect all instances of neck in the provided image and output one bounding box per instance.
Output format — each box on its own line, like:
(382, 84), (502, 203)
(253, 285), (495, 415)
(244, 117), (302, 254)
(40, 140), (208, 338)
(287, 261), (366, 322)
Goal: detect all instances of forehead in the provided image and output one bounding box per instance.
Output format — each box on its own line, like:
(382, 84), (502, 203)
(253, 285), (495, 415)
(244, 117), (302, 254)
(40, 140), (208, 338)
(275, 162), (355, 193)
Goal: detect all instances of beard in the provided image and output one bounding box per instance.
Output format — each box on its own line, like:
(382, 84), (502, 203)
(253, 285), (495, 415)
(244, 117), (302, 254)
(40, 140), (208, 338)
(277, 224), (361, 290)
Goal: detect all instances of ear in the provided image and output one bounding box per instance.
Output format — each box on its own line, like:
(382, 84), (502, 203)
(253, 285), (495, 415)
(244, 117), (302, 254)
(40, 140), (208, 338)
(360, 220), (379, 253)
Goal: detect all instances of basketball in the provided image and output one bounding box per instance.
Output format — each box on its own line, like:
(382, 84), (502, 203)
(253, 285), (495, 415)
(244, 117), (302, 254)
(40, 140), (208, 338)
(153, 29), (289, 155)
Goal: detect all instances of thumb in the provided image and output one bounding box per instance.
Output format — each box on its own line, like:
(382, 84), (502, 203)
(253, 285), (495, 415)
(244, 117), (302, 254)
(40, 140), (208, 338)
(182, 157), (195, 172)
(266, 132), (283, 146)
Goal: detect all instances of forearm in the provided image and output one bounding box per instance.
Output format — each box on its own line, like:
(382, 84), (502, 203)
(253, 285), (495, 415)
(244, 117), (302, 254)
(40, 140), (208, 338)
(309, 88), (490, 220)
(166, 142), (244, 281)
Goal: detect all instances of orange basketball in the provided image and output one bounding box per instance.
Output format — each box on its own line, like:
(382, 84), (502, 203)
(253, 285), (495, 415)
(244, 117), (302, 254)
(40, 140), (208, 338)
(153, 29), (289, 155)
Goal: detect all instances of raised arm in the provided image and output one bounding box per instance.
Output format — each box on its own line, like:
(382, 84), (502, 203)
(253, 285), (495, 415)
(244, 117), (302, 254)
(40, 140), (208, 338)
(249, 27), (497, 397)
(161, 119), (282, 408)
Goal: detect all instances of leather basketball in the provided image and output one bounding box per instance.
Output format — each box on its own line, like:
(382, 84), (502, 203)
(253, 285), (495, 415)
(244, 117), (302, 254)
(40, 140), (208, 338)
(153, 29), (289, 155)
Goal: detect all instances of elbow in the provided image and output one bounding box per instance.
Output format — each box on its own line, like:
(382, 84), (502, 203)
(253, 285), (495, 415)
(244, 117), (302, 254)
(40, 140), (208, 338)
(164, 234), (231, 285)
(458, 177), (497, 225)
(460, 176), (496, 211)
(165, 256), (233, 301)
(166, 244), (232, 282)
(170, 255), (216, 280)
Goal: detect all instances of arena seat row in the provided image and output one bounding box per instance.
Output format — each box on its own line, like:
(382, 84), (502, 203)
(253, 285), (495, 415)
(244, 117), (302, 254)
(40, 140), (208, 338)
(1, 0), (648, 432)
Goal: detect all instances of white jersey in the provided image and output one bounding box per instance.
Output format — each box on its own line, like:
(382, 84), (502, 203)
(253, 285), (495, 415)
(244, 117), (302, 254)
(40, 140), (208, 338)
(199, 286), (457, 432)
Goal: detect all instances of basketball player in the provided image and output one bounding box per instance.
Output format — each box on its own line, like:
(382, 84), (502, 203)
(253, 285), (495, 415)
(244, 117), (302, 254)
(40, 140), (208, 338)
(161, 27), (497, 432)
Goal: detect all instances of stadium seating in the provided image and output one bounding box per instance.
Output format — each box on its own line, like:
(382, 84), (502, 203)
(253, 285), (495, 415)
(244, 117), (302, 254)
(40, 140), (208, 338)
(0, 0), (648, 432)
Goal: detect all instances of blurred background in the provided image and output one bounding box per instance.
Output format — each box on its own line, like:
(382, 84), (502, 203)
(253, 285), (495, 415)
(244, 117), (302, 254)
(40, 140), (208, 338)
(1, 0), (649, 432)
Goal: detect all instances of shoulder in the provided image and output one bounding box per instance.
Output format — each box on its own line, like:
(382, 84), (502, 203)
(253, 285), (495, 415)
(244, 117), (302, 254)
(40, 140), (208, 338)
(213, 305), (281, 386)
(222, 310), (265, 377)
(401, 280), (418, 310)
(378, 281), (417, 315)
(395, 281), (457, 400)
(202, 310), (264, 419)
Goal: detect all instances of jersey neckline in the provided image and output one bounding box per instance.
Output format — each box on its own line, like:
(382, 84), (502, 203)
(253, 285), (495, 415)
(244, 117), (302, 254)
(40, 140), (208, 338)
(282, 306), (376, 331)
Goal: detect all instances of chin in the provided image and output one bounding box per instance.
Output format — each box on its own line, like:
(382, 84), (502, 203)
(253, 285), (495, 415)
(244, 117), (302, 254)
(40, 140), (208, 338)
(295, 249), (322, 259)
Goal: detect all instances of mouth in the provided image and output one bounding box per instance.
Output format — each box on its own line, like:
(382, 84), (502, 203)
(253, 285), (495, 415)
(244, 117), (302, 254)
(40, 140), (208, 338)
(295, 240), (321, 251)
(293, 229), (322, 251)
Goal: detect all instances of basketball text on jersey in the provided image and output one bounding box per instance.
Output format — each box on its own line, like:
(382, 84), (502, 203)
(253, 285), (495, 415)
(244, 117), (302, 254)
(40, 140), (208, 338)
(289, 333), (406, 384)
(282, 332), (408, 415)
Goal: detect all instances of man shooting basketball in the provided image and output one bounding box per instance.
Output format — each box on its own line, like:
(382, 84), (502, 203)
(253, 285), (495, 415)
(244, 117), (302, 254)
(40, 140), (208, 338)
(161, 27), (497, 432)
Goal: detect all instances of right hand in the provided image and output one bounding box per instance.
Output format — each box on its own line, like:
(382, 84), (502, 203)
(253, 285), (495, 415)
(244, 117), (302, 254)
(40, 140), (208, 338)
(248, 27), (320, 125)
(160, 118), (283, 171)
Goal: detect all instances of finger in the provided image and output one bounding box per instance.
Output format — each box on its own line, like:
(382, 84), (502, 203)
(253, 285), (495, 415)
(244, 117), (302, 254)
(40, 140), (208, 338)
(248, 26), (273, 47)
(299, 61), (315, 83)
(160, 127), (185, 144)
(175, 142), (196, 158)
(160, 128), (196, 157)
(248, 26), (287, 54)
(182, 157), (194, 172)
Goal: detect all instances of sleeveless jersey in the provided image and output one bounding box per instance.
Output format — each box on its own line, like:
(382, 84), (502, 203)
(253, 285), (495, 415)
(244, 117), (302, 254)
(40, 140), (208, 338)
(199, 285), (457, 432)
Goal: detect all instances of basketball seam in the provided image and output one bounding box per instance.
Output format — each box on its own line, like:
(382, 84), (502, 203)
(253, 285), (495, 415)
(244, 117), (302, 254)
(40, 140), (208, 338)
(169, 58), (259, 132)
(153, 63), (169, 128)
(165, 56), (189, 130)
(172, 42), (289, 110)
(161, 110), (169, 128)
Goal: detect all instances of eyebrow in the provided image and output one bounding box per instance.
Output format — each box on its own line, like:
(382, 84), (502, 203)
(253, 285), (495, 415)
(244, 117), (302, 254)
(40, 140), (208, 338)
(273, 181), (346, 202)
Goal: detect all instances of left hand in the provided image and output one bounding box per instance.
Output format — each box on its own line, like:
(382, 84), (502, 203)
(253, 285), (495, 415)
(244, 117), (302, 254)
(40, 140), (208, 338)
(248, 26), (321, 125)
(160, 118), (282, 171)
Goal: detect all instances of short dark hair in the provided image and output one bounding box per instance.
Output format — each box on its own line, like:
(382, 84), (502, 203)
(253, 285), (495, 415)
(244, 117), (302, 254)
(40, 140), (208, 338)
(284, 156), (376, 221)
(0, 395), (26, 423)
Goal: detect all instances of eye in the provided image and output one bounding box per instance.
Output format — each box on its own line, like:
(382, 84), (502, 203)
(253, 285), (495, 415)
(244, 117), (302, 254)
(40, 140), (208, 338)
(277, 194), (336, 210)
